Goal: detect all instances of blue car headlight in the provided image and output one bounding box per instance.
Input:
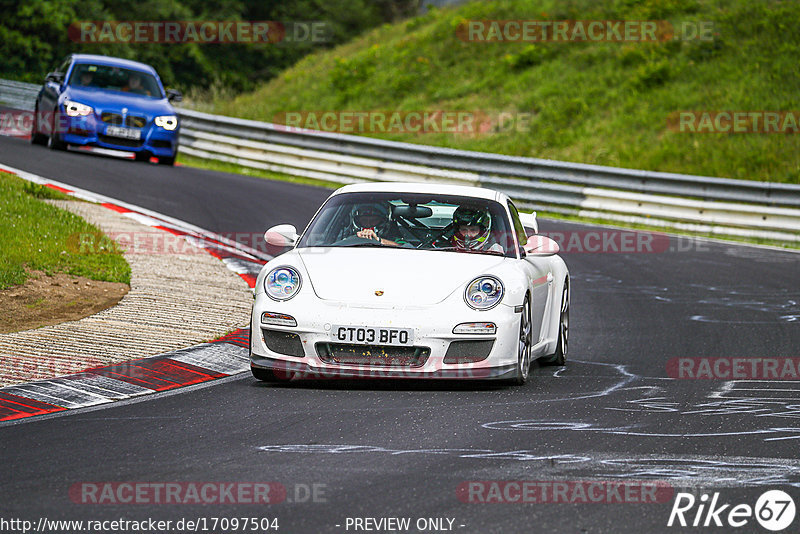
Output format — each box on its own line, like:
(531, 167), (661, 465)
(64, 100), (93, 117)
(464, 276), (504, 310)
(265, 266), (302, 301)
(154, 115), (178, 131)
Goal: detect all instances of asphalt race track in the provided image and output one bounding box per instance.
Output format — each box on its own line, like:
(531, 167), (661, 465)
(2, 135), (799, 533)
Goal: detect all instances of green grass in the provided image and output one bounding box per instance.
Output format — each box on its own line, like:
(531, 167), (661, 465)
(203, 0), (800, 183)
(0, 173), (131, 290)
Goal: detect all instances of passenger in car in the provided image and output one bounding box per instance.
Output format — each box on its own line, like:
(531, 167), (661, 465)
(451, 206), (505, 253)
(79, 71), (95, 86)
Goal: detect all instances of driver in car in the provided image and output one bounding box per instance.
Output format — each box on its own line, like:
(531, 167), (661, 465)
(79, 71), (94, 86)
(450, 206), (505, 253)
(351, 204), (404, 246)
(123, 72), (151, 96)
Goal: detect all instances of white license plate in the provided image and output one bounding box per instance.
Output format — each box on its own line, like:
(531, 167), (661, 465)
(331, 325), (414, 346)
(106, 125), (141, 140)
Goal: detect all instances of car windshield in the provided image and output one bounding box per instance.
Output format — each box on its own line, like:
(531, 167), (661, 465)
(297, 192), (516, 257)
(68, 64), (163, 98)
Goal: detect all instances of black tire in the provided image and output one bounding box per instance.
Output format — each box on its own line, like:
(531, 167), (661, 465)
(510, 295), (532, 385)
(30, 107), (47, 145)
(540, 277), (569, 366)
(47, 110), (66, 151)
(134, 151), (151, 162)
(159, 148), (177, 166)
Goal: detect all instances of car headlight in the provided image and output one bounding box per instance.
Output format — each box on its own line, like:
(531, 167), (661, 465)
(154, 115), (178, 130)
(64, 100), (93, 117)
(265, 266), (302, 301)
(464, 276), (504, 310)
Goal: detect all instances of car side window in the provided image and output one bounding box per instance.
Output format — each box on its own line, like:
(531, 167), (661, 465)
(507, 201), (527, 247)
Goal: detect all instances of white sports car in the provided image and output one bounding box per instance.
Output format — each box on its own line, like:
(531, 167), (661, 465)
(250, 182), (569, 385)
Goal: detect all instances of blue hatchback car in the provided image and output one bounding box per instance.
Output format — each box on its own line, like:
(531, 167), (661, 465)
(32, 54), (182, 165)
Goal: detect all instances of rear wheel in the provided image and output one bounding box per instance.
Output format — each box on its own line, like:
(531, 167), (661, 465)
(30, 107), (47, 145)
(511, 295), (532, 385)
(540, 277), (569, 366)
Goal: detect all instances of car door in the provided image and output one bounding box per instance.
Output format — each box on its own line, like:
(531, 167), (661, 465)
(508, 200), (550, 343)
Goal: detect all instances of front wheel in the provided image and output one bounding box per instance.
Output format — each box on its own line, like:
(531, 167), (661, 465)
(540, 277), (569, 366)
(510, 295), (532, 385)
(159, 148), (177, 166)
(47, 110), (66, 150)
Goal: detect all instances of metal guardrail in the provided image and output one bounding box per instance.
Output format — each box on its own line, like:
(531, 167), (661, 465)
(2, 78), (799, 242)
(177, 108), (800, 242)
(178, 109), (800, 208)
(0, 79), (39, 110)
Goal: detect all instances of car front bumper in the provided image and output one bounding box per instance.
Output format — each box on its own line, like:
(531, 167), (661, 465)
(59, 115), (177, 157)
(250, 294), (522, 381)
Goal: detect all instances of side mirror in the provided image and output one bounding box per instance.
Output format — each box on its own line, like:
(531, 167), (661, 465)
(166, 89), (183, 102)
(523, 235), (559, 256)
(265, 224), (299, 247)
(518, 211), (538, 234)
(46, 72), (64, 84)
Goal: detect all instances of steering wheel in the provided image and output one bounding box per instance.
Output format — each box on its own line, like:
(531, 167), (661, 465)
(417, 223), (454, 249)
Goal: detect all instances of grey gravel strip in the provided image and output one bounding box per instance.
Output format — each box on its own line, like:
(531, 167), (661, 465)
(0, 200), (253, 387)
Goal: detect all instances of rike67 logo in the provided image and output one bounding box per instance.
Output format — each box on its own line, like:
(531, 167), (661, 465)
(668, 490), (796, 531)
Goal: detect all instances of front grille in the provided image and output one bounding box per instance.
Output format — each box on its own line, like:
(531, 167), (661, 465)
(262, 328), (305, 357)
(101, 112), (121, 124)
(316, 343), (430, 367)
(98, 135), (144, 148)
(100, 112), (147, 127)
(127, 115), (147, 128)
(443, 340), (494, 364)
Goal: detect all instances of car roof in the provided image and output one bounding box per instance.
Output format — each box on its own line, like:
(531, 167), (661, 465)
(68, 54), (158, 75)
(333, 182), (505, 202)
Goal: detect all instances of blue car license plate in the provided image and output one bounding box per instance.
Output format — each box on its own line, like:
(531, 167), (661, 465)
(106, 125), (141, 140)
